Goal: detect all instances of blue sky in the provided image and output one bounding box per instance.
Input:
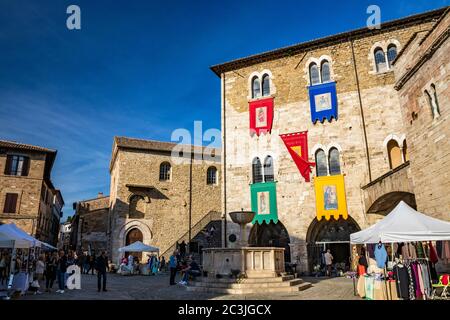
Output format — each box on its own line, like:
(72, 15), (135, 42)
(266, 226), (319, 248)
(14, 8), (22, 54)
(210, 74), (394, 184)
(0, 0), (448, 219)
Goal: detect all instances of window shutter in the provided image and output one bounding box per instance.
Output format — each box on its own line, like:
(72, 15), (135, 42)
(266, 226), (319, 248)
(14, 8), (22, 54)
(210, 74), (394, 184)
(21, 157), (30, 176)
(4, 193), (18, 213)
(4, 155), (12, 175)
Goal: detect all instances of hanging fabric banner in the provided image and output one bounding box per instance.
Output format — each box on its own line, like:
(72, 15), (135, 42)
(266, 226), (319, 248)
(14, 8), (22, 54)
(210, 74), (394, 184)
(249, 97), (274, 136)
(308, 81), (338, 123)
(279, 131), (315, 182)
(250, 182), (278, 225)
(314, 174), (348, 221)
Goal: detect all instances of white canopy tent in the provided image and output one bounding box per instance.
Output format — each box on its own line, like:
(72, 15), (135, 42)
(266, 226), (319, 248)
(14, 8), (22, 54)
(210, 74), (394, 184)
(350, 201), (450, 244)
(118, 241), (159, 253)
(0, 223), (42, 248)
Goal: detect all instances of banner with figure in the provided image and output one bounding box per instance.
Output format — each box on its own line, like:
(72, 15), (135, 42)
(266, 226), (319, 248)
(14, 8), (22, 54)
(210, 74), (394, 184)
(308, 81), (338, 123)
(250, 182), (278, 225)
(280, 131), (315, 182)
(249, 97), (274, 136)
(314, 174), (348, 221)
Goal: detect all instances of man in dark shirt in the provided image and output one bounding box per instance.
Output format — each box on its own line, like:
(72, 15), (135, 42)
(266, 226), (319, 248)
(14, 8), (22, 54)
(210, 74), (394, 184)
(179, 255), (201, 285)
(56, 250), (67, 294)
(95, 251), (108, 292)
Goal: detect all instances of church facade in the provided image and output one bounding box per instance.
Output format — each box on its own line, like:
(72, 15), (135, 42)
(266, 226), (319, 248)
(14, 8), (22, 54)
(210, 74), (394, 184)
(211, 8), (449, 273)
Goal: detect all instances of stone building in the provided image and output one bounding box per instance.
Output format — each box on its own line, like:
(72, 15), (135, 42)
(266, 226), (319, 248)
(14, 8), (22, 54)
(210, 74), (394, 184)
(108, 137), (221, 263)
(0, 140), (64, 246)
(394, 8), (450, 218)
(210, 8), (449, 272)
(70, 193), (110, 253)
(58, 220), (72, 251)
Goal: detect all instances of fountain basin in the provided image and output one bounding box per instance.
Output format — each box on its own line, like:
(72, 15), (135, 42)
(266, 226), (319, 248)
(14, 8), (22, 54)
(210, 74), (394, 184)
(229, 211), (255, 225)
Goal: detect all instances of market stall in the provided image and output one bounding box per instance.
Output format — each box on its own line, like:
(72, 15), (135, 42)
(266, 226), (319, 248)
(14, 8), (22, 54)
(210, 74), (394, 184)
(350, 201), (450, 300)
(0, 223), (42, 299)
(118, 241), (159, 275)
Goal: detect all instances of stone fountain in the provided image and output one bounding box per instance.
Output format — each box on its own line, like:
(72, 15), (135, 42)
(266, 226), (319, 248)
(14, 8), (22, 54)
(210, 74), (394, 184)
(187, 210), (312, 294)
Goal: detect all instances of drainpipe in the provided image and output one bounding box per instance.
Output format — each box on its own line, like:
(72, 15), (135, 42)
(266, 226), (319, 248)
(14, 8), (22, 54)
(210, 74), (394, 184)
(188, 150), (193, 246)
(221, 72), (227, 248)
(350, 38), (372, 182)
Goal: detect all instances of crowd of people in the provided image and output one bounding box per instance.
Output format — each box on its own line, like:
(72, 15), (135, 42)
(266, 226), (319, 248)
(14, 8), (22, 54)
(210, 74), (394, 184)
(0, 248), (111, 296)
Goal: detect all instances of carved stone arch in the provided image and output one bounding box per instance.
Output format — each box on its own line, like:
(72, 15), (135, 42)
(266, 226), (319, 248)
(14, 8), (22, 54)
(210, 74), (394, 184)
(127, 192), (150, 204)
(383, 134), (403, 148)
(118, 220), (153, 246)
(318, 55), (335, 82)
(310, 143), (327, 157)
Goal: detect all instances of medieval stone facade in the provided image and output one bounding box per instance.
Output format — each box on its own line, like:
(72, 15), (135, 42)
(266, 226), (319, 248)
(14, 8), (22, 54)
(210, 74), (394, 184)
(394, 8), (450, 218)
(108, 137), (221, 263)
(70, 193), (110, 253)
(211, 8), (449, 272)
(0, 140), (63, 246)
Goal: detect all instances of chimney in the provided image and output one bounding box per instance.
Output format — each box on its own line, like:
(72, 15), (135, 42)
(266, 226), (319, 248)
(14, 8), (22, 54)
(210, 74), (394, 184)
(98, 192), (104, 198)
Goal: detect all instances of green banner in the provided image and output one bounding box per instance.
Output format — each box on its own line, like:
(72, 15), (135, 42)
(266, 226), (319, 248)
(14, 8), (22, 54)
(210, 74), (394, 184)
(250, 181), (278, 225)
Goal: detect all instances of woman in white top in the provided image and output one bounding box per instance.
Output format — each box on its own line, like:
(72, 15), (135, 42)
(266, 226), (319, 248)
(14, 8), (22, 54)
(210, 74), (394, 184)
(35, 254), (46, 292)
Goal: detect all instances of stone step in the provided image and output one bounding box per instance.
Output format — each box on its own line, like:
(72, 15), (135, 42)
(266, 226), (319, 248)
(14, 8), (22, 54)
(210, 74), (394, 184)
(190, 278), (304, 289)
(198, 275), (294, 284)
(186, 282), (312, 294)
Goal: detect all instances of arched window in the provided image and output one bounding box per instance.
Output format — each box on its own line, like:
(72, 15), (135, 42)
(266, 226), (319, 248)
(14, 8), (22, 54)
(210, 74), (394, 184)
(262, 74), (270, 96)
(328, 148), (341, 176)
(387, 44), (397, 67)
(263, 156), (274, 182)
(402, 140), (409, 162)
(387, 140), (402, 169)
(321, 60), (331, 83)
(207, 166), (217, 185)
(159, 162), (171, 181)
(309, 63), (320, 85)
(315, 149), (328, 177)
(374, 48), (387, 72)
(252, 76), (261, 99)
(252, 157), (263, 183)
(431, 84), (440, 117)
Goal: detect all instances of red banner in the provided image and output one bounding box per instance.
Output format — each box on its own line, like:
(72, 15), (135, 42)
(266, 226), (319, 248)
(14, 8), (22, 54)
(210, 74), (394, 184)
(249, 97), (274, 136)
(280, 132), (315, 182)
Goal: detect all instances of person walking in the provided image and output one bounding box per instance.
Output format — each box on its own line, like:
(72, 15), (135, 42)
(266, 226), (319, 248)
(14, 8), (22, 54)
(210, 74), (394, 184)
(95, 251), (108, 292)
(169, 251), (178, 285)
(324, 249), (334, 277)
(160, 256), (166, 272)
(56, 250), (67, 293)
(45, 252), (57, 292)
(87, 255), (95, 275)
(35, 254), (45, 293)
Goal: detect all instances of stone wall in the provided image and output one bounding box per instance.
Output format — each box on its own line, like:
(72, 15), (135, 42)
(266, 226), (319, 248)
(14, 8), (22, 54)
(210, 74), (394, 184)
(220, 20), (436, 272)
(109, 141), (221, 263)
(395, 10), (450, 219)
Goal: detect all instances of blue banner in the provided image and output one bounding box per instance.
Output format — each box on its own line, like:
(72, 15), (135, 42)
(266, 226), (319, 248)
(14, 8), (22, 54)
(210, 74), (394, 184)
(308, 81), (338, 123)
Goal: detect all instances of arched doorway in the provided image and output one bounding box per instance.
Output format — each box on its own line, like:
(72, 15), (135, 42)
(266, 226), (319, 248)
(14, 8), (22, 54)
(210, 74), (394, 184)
(306, 217), (360, 274)
(248, 221), (291, 263)
(125, 228), (143, 261)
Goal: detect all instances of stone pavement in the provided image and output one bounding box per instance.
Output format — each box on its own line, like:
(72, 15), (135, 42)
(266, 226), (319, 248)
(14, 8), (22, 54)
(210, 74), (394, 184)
(18, 273), (360, 300)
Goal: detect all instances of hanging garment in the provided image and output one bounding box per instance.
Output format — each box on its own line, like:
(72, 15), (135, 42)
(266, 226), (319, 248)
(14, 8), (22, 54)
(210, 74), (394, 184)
(443, 241), (450, 263)
(351, 246), (359, 272)
(416, 242), (425, 259)
(401, 243), (410, 259)
(365, 276), (374, 300)
(411, 263), (422, 299)
(429, 242), (439, 264)
(429, 261), (438, 282)
(406, 263), (415, 300)
(408, 243), (418, 259)
(420, 262), (431, 298)
(374, 244), (388, 268)
(436, 241), (443, 259)
(393, 265), (409, 299)
(417, 264), (425, 299)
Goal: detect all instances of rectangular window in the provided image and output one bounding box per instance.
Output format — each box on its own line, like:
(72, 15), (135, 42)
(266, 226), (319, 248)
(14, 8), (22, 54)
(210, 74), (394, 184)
(3, 193), (18, 213)
(5, 155), (29, 176)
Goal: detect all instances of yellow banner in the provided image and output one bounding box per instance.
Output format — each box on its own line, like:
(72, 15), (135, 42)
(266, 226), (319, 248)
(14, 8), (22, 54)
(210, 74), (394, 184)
(314, 174), (348, 221)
